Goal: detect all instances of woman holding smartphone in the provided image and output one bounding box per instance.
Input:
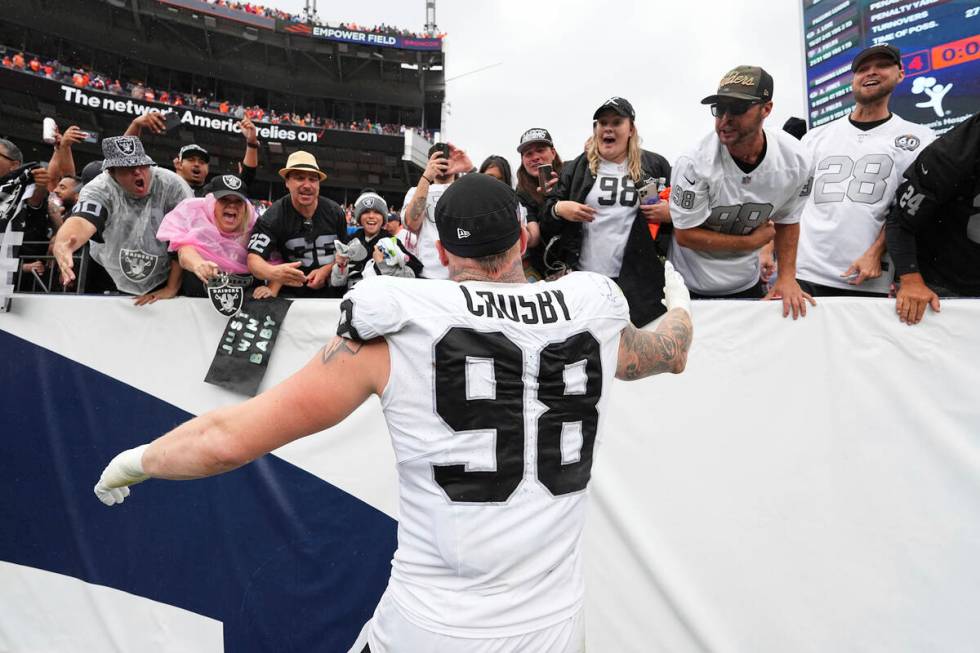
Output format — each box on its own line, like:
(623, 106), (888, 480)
(541, 97), (672, 325)
(514, 128), (564, 279)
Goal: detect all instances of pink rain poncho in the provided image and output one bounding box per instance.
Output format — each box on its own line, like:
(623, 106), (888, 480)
(156, 194), (257, 274)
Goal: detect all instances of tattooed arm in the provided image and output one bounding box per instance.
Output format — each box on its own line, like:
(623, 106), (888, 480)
(135, 336), (390, 482)
(403, 184), (430, 234)
(615, 309), (693, 380)
(615, 261), (693, 381)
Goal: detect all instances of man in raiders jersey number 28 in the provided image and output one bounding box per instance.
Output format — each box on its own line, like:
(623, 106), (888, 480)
(796, 44), (935, 297)
(92, 173), (694, 653)
(668, 65), (816, 318)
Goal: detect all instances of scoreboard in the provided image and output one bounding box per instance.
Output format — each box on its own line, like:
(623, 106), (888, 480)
(802, 0), (980, 133)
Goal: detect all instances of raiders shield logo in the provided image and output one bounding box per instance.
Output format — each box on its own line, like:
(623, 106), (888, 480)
(222, 175), (242, 190)
(207, 273), (251, 317)
(895, 135), (921, 151)
(117, 138), (137, 156)
(119, 248), (158, 282)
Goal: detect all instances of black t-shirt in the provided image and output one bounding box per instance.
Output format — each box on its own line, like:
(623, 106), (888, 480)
(247, 194), (347, 276)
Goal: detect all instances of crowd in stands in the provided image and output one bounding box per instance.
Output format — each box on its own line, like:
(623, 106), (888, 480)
(197, 0), (447, 39)
(1, 46), (435, 141)
(1, 43), (977, 328)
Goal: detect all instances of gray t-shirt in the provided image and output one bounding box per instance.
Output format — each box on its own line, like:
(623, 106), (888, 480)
(75, 168), (192, 294)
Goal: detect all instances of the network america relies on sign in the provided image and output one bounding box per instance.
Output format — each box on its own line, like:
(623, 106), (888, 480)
(59, 85), (321, 143)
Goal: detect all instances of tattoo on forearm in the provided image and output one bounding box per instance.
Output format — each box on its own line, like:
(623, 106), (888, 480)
(321, 337), (364, 364)
(405, 192), (428, 230)
(618, 311), (693, 380)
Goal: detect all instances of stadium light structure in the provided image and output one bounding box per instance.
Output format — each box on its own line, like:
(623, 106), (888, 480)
(425, 0), (437, 35)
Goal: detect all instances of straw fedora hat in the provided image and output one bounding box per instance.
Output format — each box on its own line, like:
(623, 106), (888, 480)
(278, 150), (327, 181)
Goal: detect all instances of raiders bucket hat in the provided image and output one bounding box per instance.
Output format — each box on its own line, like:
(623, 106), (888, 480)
(101, 136), (155, 169)
(435, 173), (521, 258)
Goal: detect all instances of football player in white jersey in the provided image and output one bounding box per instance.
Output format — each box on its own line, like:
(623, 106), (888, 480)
(92, 173), (694, 653)
(796, 44), (935, 297)
(668, 66), (816, 318)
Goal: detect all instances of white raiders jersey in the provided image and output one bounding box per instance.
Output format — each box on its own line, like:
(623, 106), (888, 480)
(796, 114), (935, 294)
(402, 184), (450, 279)
(668, 128), (814, 295)
(337, 272), (630, 637)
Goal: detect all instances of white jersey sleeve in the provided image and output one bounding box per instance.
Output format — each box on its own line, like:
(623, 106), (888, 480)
(669, 154), (712, 229)
(338, 273), (629, 638)
(770, 132), (814, 225)
(336, 274), (411, 341)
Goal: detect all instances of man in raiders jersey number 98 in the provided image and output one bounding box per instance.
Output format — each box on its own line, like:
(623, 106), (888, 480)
(796, 44), (935, 297)
(92, 173), (694, 653)
(668, 65), (816, 318)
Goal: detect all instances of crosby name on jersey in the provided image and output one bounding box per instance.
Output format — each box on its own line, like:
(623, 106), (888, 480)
(337, 271), (630, 638)
(461, 285), (571, 324)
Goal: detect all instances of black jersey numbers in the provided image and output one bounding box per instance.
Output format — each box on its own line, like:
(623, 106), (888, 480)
(536, 332), (602, 496)
(432, 327), (603, 503)
(704, 202), (774, 235)
(596, 176), (639, 207)
(433, 329), (525, 503)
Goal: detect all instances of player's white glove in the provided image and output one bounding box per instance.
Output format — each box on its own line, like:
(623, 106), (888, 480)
(94, 444), (150, 506)
(661, 261), (691, 316)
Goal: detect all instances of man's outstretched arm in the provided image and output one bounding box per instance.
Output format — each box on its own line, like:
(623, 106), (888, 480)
(616, 262), (693, 380)
(94, 336), (390, 505)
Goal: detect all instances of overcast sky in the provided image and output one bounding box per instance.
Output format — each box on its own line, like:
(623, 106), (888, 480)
(268, 0), (808, 171)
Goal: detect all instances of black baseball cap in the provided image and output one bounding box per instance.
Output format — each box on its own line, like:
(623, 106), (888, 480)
(179, 144), (210, 162)
(80, 159), (104, 184)
(517, 128), (554, 154)
(701, 66), (774, 104)
(593, 97), (635, 121)
(435, 173), (521, 258)
(386, 213), (401, 223)
(209, 174), (248, 203)
(851, 44), (901, 72)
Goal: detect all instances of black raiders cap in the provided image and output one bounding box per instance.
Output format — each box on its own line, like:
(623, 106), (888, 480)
(435, 173), (521, 258)
(178, 144), (210, 162)
(701, 66), (774, 104)
(593, 97), (635, 121)
(851, 44), (901, 72)
(517, 128), (554, 154)
(209, 174), (247, 203)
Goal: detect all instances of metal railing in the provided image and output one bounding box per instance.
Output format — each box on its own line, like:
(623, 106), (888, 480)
(14, 241), (90, 294)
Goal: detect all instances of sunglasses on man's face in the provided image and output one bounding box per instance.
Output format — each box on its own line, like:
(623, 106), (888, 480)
(710, 101), (760, 118)
(0, 151), (15, 162)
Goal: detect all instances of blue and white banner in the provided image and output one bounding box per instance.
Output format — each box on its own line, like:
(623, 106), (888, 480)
(2, 296), (979, 651)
